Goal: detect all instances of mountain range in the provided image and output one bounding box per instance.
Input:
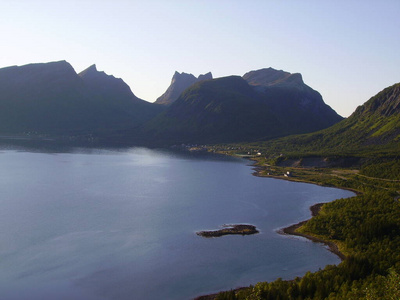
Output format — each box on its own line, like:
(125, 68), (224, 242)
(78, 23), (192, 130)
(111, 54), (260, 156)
(144, 68), (342, 144)
(4, 60), (393, 146)
(0, 61), (164, 136)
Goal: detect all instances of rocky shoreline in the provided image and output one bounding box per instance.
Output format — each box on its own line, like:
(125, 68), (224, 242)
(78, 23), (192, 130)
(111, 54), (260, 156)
(194, 203), (345, 300)
(277, 202), (346, 260)
(194, 156), (350, 299)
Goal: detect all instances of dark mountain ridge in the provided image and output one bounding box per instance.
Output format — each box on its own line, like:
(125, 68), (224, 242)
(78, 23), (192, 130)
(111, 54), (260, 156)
(0, 60), (82, 94)
(78, 64), (164, 127)
(144, 76), (283, 143)
(243, 68), (340, 120)
(0, 61), (164, 136)
(144, 68), (343, 144)
(0, 62), (344, 145)
(79, 64), (139, 101)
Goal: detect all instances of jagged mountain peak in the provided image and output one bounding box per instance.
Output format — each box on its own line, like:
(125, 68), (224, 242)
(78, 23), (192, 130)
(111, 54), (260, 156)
(146, 73), (343, 144)
(79, 64), (97, 75)
(78, 64), (111, 80)
(171, 71), (212, 81)
(170, 71), (196, 83)
(77, 64), (143, 103)
(155, 70), (213, 106)
(198, 72), (213, 81)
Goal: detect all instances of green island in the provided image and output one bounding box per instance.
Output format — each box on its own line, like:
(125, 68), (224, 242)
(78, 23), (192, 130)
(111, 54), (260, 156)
(197, 224), (259, 238)
(196, 84), (400, 300)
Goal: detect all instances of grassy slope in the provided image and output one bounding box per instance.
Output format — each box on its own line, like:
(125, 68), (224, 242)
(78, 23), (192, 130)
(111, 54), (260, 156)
(249, 83), (400, 157)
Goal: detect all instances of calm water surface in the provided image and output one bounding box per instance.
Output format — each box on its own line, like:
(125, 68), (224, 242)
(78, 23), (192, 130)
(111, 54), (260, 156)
(0, 147), (355, 300)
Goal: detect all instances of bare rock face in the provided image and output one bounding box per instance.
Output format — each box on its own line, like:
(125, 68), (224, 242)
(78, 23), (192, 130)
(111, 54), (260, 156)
(243, 67), (304, 89)
(155, 71), (212, 105)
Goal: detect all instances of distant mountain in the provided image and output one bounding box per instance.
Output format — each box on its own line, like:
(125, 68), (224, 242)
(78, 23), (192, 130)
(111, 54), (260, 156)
(155, 71), (212, 105)
(144, 76), (282, 143)
(243, 68), (343, 131)
(78, 64), (164, 127)
(79, 64), (141, 102)
(144, 68), (343, 144)
(0, 61), (164, 136)
(243, 67), (301, 88)
(0, 62), (347, 145)
(259, 82), (400, 153)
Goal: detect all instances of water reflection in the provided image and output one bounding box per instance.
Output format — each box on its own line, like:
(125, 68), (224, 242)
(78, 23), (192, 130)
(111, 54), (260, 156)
(0, 145), (355, 300)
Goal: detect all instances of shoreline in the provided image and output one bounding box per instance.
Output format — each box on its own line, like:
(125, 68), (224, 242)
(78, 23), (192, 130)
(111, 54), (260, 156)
(251, 161), (350, 261)
(277, 202), (346, 261)
(249, 159), (359, 262)
(194, 157), (351, 299)
(194, 203), (346, 300)
(250, 164), (360, 196)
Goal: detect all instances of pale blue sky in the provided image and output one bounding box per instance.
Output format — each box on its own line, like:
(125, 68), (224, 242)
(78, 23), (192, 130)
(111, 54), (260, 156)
(1, 0), (399, 117)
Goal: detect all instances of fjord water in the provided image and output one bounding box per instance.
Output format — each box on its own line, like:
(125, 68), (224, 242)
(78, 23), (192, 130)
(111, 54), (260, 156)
(0, 147), (354, 300)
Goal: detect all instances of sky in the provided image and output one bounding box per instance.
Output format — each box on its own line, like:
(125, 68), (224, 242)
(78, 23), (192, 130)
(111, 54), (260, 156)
(0, 0), (399, 117)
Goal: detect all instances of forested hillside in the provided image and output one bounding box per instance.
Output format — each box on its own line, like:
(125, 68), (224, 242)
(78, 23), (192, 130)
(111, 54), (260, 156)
(208, 82), (400, 300)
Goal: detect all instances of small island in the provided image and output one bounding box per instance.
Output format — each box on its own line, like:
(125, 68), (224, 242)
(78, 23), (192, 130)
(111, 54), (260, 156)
(196, 224), (259, 238)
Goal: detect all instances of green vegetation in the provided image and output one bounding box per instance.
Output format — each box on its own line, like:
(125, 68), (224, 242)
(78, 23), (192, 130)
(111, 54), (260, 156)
(360, 159), (400, 180)
(248, 83), (400, 156)
(2, 62), (399, 300)
(210, 158), (400, 299)
(207, 82), (400, 299)
(197, 224), (259, 237)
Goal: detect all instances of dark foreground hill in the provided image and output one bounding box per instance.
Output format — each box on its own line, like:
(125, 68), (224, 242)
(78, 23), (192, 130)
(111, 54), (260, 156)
(255, 82), (400, 155)
(0, 61), (164, 136)
(144, 68), (343, 144)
